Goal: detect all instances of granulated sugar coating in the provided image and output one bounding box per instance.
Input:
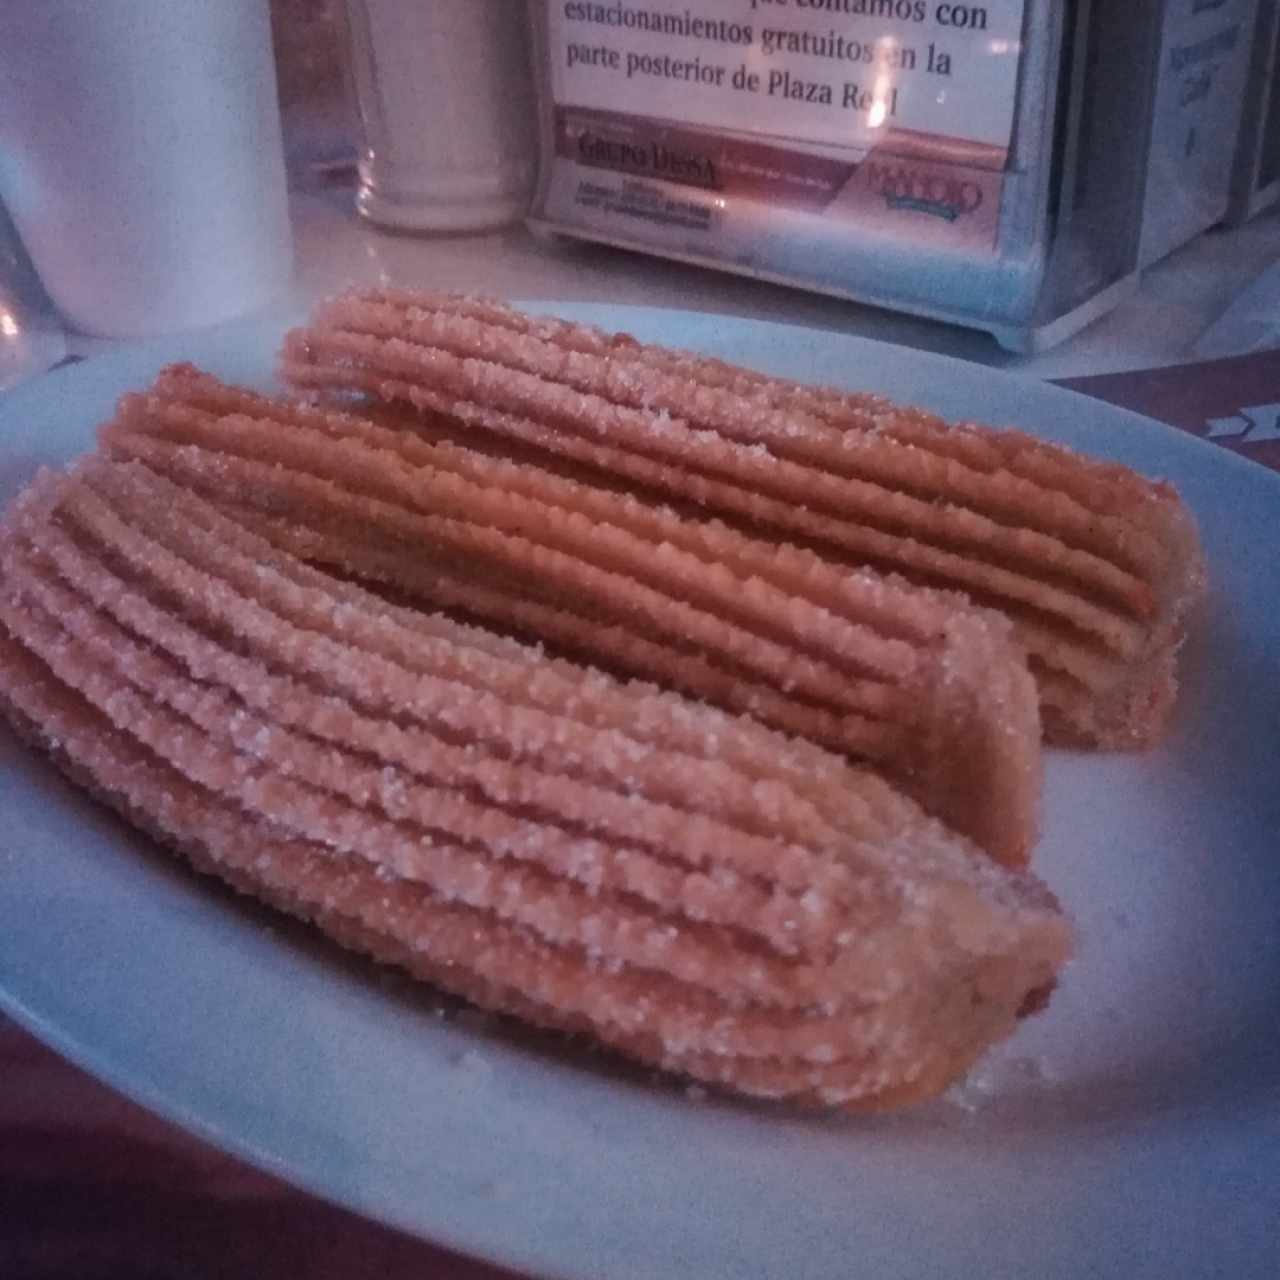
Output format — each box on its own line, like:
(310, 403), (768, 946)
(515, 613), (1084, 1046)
(282, 289), (1205, 752)
(0, 456), (1069, 1110)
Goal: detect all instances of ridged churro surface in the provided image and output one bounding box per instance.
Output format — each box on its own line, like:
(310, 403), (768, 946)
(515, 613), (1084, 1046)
(97, 365), (1042, 866)
(280, 290), (1206, 749)
(0, 457), (1070, 1110)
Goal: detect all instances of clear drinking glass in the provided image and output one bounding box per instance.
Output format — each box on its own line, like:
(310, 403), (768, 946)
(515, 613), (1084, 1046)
(0, 198), (67, 392)
(343, 0), (538, 232)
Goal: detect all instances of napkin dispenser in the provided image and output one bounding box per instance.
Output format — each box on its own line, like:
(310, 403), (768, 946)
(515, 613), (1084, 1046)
(527, 2), (1175, 352)
(1138, 0), (1259, 264)
(1226, 0), (1280, 225)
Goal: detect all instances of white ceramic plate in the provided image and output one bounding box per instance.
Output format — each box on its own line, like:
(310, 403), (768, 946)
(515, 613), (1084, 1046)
(2, 306), (1278, 1280)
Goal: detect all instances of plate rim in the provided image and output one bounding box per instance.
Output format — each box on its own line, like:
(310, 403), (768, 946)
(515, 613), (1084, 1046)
(2, 302), (1278, 1280)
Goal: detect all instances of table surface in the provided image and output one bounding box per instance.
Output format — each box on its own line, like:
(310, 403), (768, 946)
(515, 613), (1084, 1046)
(5, 177), (1280, 1280)
(65, 183), (1280, 379)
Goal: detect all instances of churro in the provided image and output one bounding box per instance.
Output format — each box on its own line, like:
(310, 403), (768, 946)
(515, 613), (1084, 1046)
(0, 458), (1070, 1109)
(280, 289), (1205, 748)
(98, 365), (1042, 866)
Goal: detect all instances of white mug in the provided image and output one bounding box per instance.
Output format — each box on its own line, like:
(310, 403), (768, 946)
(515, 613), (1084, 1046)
(0, 0), (293, 338)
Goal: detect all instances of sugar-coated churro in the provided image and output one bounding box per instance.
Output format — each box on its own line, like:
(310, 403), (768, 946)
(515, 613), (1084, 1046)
(279, 289), (1205, 748)
(0, 458), (1070, 1110)
(98, 365), (1043, 866)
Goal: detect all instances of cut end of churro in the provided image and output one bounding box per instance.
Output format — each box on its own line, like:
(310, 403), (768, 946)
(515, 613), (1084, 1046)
(0, 456), (1071, 1111)
(900, 609), (1043, 868)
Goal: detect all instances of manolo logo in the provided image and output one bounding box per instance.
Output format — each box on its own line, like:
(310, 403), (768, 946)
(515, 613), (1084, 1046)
(862, 161), (984, 222)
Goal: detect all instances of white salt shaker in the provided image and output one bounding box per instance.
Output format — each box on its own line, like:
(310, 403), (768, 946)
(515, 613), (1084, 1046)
(0, 0), (292, 339)
(344, 0), (537, 232)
